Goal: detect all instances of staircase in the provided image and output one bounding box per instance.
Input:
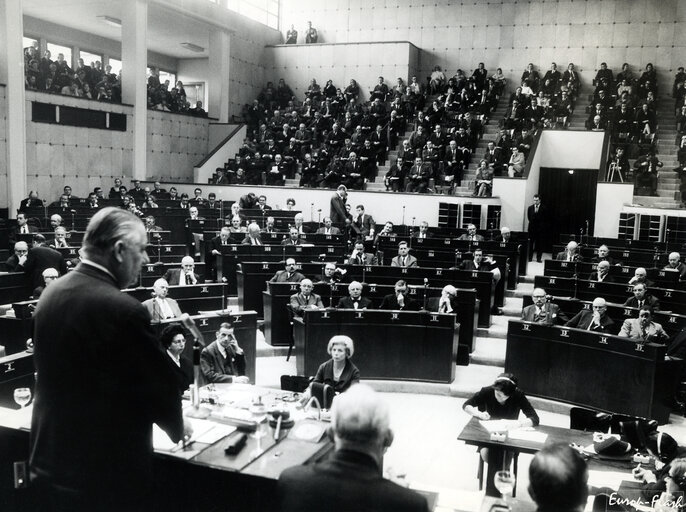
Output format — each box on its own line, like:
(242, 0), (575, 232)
(632, 97), (681, 208)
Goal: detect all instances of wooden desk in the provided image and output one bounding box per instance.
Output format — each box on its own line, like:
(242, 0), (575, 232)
(0, 272), (31, 306)
(294, 309), (458, 383)
(505, 321), (673, 423)
(543, 260), (680, 290)
(264, 281), (478, 354)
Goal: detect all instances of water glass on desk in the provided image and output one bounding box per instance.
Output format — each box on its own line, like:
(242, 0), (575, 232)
(494, 470), (515, 504)
(14, 387), (31, 408)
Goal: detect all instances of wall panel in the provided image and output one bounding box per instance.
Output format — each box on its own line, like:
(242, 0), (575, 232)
(0, 86), (7, 208)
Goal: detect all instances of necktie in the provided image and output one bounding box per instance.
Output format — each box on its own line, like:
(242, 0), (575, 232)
(185, 274), (192, 285)
(21, 226), (27, 234)
(535, 307), (542, 319)
(535, 206), (539, 213)
(638, 300), (643, 308)
(357, 256), (363, 265)
(641, 326), (647, 340)
(402, 256), (406, 266)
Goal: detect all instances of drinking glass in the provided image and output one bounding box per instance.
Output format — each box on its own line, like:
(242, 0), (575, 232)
(14, 388), (31, 408)
(494, 470), (515, 503)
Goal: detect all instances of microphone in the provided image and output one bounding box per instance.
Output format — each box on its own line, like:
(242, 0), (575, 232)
(180, 313), (206, 347)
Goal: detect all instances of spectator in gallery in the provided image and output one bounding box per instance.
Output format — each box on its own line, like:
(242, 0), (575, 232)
(285, 24), (298, 44)
(305, 21), (318, 44)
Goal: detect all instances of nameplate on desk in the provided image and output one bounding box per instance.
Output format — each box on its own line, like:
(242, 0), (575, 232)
(401, 268), (408, 274)
(430, 314), (439, 322)
(327, 247), (334, 253)
(444, 239), (450, 245)
(623, 309), (632, 316)
(262, 263), (270, 269)
(355, 311), (364, 319)
(321, 310), (330, 319)
(591, 264), (598, 270)
(365, 266), (372, 272)
(635, 343), (645, 352)
(560, 329), (570, 338)
(588, 282), (596, 289)
(500, 243), (506, 248)
(264, 246), (271, 252)
(471, 272), (478, 278)
(623, 251), (630, 258)
(147, 265), (155, 272)
(391, 313), (399, 320)
(522, 323), (531, 331)
(658, 271), (665, 277)
(664, 291), (672, 298)
(668, 316), (677, 324)
(199, 318), (209, 327)
(295, 247), (302, 252)
(561, 262), (569, 268)
(436, 269), (442, 275)
(231, 246), (237, 251)
(200, 286), (209, 294)
(389, 237), (396, 242)
(409, 288), (417, 295)
(69, 249), (76, 255)
(621, 267), (629, 273)
(428, 251), (435, 257)
(3, 362), (14, 373)
(599, 336), (609, 345)
(289, 284), (297, 291)
(548, 278), (556, 284)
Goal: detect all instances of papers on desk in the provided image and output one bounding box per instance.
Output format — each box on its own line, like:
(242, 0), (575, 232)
(587, 469), (633, 493)
(153, 419), (236, 458)
(479, 420), (548, 444)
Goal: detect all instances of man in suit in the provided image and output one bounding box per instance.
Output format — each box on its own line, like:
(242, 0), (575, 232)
(241, 223), (263, 246)
(289, 279), (324, 318)
(29, 208), (186, 511)
(405, 156), (432, 193)
(50, 226), (70, 248)
(628, 267), (655, 288)
(426, 285), (458, 314)
(527, 194), (547, 263)
(23, 234), (67, 289)
(495, 226), (512, 242)
(564, 297), (615, 332)
(664, 252), (686, 281)
(5, 241), (29, 272)
(373, 221), (396, 247)
(587, 260), (615, 283)
(352, 204), (375, 239)
(330, 185), (348, 224)
(200, 322), (249, 384)
(270, 258), (305, 283)
(379, 280), (421, 311)
(19, 190), (41, 212)
(623, 282), (660, 311)
(293, 213), (310, 234)
(521, 288), (567, 326)
(414, 221), (432, 239)
(391, 241), (418, 268)
(9, 212), (37, 245)
(142, 278), (182, 323)
(460, 249), (501, 283)
(591, 244), (616, 266)
(556, 241), (582, 262)
(483, 141), (503, 173)
(528, 445), (589, 512)
(457, 223), (485, 242)
(316, 216), (341, 235)
(347, 241), (377, 265)
(278, 384), (430, 512)
(337, 281), (372, 309)
(318, 262), (345, 285)
(281, 227), (302, 246)
(163, 256), (200, 286)
(618, 306), (669, 344)
(211, 226), (232, 256)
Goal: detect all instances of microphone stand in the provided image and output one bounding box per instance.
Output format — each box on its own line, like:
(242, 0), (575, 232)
(454, 249), (459, 268)
(401, 205), (406, 229)
(495, 210), (501, 230)
(71, 210), (76, 231)
(42, 199), (48, 228)
(423, 278), (428, 310)
(221, 277), (228, 312)
(137, 269), (144, 289)
(652, 245), (660, 269)
(362, 264), (367, 284)
(329, 282), (334, 308)
(317, 209), (322, 225)
(186, 320), (210, 420)
(310, 203), (314, 222)
(157, 237), (162, 264)
(489, 222), (495, 241)
(219, 200), (224, 229)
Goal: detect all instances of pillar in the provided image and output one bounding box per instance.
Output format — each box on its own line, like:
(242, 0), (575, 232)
(208, 29), (230, 123)
(0, 0), (27, 214)
(121, 0), (148, 181)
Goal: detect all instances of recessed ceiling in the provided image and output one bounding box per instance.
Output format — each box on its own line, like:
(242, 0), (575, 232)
(22, 0), (212, 58)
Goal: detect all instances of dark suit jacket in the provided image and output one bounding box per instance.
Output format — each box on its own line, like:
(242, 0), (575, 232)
(241, 235), (263, 245)
(391, 254), (418, 268)
(352, 214), (375, 237)
(457, 234), (485, 241)
(200, 340), (246, 384)
(587, 272), (615, 283)
(278, 449), (430, 512)
(623, 295), (661, 311)
(269, 270), (305, 283)
(313, 358), (360, 393)
(527, 204), (547, 234)
(556, 251), (583, 262)
(29, 263), (183, 501)
(23, 245), (67, 289)
(347, 252), (377, 265)
(337, 296), (373, 309)
(211, 235), (231, 252)
(9, 224), (37, 244)
(521, 303), (568, 325)
(165, 354), (193, 395)
(289, 293), (324, 316)
(379, 293), (421, 311)
(330, 193), (348, 224)
(4, 254), (23, 272)
(316, 227), (342, 235)
(565, 310), (616, 332)
(163, 269), (200, 286)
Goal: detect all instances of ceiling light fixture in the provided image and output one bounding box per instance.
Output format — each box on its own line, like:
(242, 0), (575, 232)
(97, 15), (122, 27)
(180, 42), (205, 53)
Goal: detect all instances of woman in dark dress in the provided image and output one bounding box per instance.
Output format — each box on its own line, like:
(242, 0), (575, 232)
(463, 373), (539, 465)
(312, 335), (360, 394)
(160, 324), (193, 395)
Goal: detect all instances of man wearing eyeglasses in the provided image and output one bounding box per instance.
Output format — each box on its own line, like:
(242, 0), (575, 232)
(521, 288), (567, 325)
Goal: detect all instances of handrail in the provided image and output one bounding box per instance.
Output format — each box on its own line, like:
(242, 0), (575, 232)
(194, 123), (244, 168)
(597, 129), (613, 182)
(521, 129), (543, 179)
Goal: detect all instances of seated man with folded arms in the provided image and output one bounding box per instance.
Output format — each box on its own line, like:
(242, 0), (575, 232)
(618, 306), (668, 344)
(163, 256), (199, 286)
(142, 278), (182, 323)
(337, 281), (372, 310)
(50, 226), (69, 248)
(289, 279), (324, 318)
(521, 288), (567, 325)
(623, 282), (660, 311)
(200, 322), (249, 384)
(426, 285), (458, 314)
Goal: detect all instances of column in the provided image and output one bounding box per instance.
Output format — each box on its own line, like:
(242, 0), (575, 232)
(121, 0), (148, 181)
(208, 29), (230, 123)
(0, 0), (27, 214)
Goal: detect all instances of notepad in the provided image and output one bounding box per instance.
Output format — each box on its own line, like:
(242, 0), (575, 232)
(507, 428), (548, 443)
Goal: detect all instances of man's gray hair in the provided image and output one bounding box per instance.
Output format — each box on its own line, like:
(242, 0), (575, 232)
(82, 207), (143, 255)
(331, 384), (390, 445)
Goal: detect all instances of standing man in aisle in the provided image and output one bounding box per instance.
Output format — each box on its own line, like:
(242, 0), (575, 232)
(29, 208), (188, 512)
(527, 194), (547, 263)
(330, 184), (348, 225)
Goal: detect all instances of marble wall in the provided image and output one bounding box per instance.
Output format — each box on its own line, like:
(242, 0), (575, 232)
(281, 0), (686, 90)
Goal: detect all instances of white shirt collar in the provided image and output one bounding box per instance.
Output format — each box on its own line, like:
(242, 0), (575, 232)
(81, 259), (117, 281)
(217, 342), (227, 359)
(167, 350), (181, 367)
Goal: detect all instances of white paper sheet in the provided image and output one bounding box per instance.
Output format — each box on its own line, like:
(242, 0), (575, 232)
(587, 469), (633, 490)
(507, 428), (548, 443)
(479, 419), (520, 432)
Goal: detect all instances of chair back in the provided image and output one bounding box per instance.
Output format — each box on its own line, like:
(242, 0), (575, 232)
(280, 375), (311, 393)
(310, 382), (334, 410)
(569, 406), (612, 432)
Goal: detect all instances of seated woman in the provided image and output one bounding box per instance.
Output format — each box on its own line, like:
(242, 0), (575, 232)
(473, 160), (494, 197)
(159, 324), (193, 395)
(632, 457), (686, 509)
(311, 335), (360, 395)
(463, 373), (539, 467)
